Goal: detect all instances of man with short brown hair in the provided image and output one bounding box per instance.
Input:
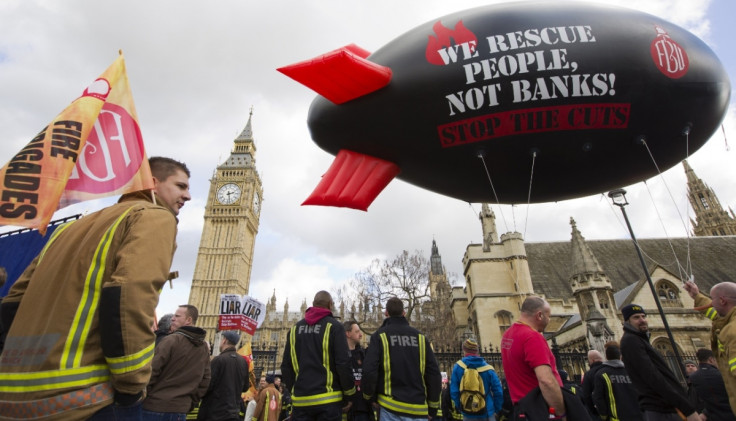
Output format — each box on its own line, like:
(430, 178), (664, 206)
(143, 304), (211, 420)
(0, 157), (191, 420)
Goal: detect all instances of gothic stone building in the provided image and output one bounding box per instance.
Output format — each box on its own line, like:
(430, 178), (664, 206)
(454, 161), (736, 359)
(188, 110), (263, 344)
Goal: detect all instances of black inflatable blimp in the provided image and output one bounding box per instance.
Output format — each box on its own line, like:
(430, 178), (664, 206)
(279, 1), (730, 210)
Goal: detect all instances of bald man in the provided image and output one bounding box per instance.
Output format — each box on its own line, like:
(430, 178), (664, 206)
(281, 291), (355, 421)
(501, 297), (565, 417)
(684, 280), (736, 415)
(581, 350), (604, 421)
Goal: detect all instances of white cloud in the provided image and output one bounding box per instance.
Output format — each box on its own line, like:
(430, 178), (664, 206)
(0, 0), (732, 319)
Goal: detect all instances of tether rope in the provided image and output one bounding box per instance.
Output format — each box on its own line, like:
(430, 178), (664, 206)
(639, 133), (693, 283)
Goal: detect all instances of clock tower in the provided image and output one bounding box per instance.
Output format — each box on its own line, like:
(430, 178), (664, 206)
(188, 110), (263, 343)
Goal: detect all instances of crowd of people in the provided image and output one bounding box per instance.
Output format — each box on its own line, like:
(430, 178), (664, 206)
(1, 155), (736, 421)
(277, 288), (736, 421)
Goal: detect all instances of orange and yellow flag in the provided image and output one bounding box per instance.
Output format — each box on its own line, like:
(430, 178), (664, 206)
(0, 53), (153, 234)
(238, 341), (259, 399)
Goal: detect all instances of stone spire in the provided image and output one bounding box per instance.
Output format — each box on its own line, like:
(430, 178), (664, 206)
(480, 204), (499, 252)
(684, 160), (736, 236)
(429, 239), (450, 300)
(219, 107), (256, 169)
(267, 289), (277, 313)
(570, 217), (603, 275)
(236, 107), (254, 141)
(430, 239), (444, 275)
(568, 217), (618, 333)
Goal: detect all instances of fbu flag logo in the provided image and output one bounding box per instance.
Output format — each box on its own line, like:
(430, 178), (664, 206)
(65, 102), (146, 193)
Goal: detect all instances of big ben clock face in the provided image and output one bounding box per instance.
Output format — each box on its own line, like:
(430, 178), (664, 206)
(252, 193), (261, 214)
(217, 183), (241, 205)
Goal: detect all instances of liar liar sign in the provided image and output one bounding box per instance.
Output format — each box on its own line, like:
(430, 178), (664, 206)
(65, 102), (146, 193)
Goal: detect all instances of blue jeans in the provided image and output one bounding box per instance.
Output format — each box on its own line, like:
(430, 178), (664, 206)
(88, 401), (142, 420)
(141, 409), (187, 420)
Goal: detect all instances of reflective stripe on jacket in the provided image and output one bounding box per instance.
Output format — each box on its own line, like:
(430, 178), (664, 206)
(280, 313), (355, 407)
(0, 192), (178, 420)
(362, 316), (442, 418)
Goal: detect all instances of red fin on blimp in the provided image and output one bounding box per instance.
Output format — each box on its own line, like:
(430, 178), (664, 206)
(277, 44), (392, 104)
(302, 150), (400, 211)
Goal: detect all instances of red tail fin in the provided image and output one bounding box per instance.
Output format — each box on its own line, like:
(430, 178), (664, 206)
(277, 44), (392, 104)
(302, 150), (400, 211)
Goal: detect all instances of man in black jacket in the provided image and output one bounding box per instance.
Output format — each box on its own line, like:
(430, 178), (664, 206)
(198, 330), (250, 421)
(689, 348), (736, 421)
(592, 342), (643, 421)
(362, 297), (442, 420)
(581, 350), (604, 421)
(619, 304), (702, 421)
(344, 320), (374, 421)
(281, 291), (355, 421)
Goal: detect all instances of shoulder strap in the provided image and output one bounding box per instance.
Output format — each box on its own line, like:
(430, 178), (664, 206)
(457, 360), (467, 369)
(477, 364), (494, 372)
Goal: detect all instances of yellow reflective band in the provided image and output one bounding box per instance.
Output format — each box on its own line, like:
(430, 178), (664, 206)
(0, 364), (110, 392)
(0, 382), (113, 419)
(106, 341), (155, 374)
(61, 207), (134, 369)
(729, 357), (736, 372)
(428, 399), (440, 408)
(603, 373), (619, 420)
(38, 220), (76, 262)
(419, 334), (426, 377)
(323, 323), (333, 392)
(706, 307), (717, 320)
(343, 386), (356, 396)
(378, 394), (428, 416)
(292, 391), (342, 406)
(380, 333), (391, 396)
(289, 326), (299, 378)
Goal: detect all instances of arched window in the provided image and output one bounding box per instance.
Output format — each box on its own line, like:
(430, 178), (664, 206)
(597, 291), (610, 310)
(496, 310), (513, 334)
(656, 280), (682, 307)
(653, 337), (685, 378)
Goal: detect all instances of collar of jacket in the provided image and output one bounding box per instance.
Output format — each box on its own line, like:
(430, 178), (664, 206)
(305, 306), (333, 325)
(118, 190), (178, 218)
(602, 359), (624, 368)
(173, 325), (207, 345)
(623, 322), (650, 340)
(461, 355), (487, 368)
(381, 316), (409, 327)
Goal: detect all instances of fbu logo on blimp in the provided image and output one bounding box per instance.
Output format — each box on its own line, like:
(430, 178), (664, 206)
(650, 25), (689, 79)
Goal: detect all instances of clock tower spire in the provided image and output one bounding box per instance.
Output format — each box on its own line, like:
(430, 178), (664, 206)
(188, 108), (264, 343)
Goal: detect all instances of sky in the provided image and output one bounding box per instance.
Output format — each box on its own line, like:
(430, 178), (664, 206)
(0, 0), (734, 318)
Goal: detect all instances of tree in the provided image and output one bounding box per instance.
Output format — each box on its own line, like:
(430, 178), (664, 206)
(351, 250), (430, 323)
(345, 249), (457, 348)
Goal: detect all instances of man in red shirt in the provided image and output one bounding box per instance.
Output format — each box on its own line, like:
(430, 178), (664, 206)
(501, 296), (565, 416)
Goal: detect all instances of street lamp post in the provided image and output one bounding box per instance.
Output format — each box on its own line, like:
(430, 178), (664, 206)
(608, 188), (687, 379)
